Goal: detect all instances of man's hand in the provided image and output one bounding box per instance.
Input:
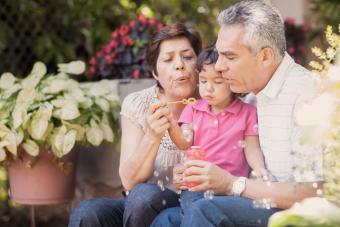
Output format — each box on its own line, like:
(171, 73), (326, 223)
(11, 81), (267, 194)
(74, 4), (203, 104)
(183, 160), (238, 195)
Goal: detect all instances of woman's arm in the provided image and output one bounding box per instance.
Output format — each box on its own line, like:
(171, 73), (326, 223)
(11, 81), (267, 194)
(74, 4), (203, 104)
(119, 103), (171, 190)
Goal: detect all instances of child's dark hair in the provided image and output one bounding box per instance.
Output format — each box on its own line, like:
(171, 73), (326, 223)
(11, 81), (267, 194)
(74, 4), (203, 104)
(196, 44), (218, 73)
(196, 44), (246, 98)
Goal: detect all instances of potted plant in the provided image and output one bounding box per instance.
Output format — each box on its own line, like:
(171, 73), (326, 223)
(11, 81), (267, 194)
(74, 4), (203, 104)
(0, 61), (121, 204)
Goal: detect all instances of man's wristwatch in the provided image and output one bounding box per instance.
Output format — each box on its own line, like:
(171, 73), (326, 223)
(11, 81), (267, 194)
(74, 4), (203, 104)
(231, 177), (247, 196)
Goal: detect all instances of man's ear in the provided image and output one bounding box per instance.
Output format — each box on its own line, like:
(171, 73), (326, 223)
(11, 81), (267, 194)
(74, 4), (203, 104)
(259, 47), (275, 67)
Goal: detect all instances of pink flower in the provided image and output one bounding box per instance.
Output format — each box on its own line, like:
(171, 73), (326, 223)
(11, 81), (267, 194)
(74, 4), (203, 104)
(111, 31), (119, 39)
(129, 20), (136, 29)
(89, 66), (96, 76)
(105, 55), (113, 64)
(285, 18), (295, 25)
(122, 36), (134, 46)
(288, 47), (296, 53)
(109, 40), (118, 49)
(104, 45), (112, 54)
(138, 14), (147, 25)
(149, 18), (156, 26)
(89, 57), (96, 66)
(157, 23), (163, 30)
(119, 25), (129, 36)
(132, 69), (140, 79)
(96, 50), (104, 58)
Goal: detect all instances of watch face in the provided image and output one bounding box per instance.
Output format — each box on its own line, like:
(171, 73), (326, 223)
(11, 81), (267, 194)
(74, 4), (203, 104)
(232, 177), (246, 196)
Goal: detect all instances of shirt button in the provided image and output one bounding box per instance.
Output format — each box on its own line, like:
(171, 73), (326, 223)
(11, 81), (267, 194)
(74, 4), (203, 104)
(213, 120), (218, 125)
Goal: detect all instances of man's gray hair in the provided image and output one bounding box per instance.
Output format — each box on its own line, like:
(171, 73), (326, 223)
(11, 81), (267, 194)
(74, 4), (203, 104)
(218, 0), (286, 60)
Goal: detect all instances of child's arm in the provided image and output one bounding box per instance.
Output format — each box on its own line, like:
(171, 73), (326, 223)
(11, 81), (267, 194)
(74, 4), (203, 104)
(244, 135), (268, 179)
(168, 117), (193, 150)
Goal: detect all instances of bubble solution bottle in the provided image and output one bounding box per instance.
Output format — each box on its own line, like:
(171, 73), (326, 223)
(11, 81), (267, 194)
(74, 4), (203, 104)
(185, 146), (205, 188)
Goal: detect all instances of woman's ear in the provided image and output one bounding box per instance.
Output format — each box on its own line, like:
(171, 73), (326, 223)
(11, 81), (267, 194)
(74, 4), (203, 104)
(152, 70), (158, 80)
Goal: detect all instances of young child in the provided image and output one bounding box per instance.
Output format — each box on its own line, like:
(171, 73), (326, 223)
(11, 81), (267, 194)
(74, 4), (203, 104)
(167, 46), (268, 215)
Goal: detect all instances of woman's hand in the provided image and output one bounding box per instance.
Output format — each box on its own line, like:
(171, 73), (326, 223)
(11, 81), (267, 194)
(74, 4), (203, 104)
(183, 160), (237, 195)
(145, 101), (171, 140)
(173, 164), (188, 191)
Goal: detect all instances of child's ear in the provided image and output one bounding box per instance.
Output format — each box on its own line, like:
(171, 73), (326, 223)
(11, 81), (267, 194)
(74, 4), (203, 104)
(259, 47), (275, 67)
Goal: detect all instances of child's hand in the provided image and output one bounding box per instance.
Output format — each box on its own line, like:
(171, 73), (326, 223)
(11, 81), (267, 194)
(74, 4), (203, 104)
(173, 164), (188, 191)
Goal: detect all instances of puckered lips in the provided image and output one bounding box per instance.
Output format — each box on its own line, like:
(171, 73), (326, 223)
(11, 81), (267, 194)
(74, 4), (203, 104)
(221, 73), (234, 83)
(174, 75), (190, 84)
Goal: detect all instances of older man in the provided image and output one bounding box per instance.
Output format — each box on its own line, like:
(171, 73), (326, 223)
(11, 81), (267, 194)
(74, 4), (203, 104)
(152, 1), (323, 227)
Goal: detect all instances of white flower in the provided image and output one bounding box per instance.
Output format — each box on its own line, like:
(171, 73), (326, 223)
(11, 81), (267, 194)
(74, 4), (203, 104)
(296, 92), (336, 126)
(268, 197), (340, 226)
(295, 92), (336, 145)
(327, 65), (340, 82)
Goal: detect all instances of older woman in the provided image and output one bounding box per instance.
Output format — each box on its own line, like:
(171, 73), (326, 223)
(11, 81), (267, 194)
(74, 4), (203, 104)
(68, 22), (202, 227)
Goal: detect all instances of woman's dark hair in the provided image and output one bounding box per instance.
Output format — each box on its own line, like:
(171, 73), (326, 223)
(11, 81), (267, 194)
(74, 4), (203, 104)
(196, 44), (246, 98)
(146, 22), (202, 87)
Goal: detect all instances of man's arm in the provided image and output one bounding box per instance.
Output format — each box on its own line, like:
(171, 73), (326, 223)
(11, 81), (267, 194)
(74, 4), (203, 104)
(242, 179), (322, 209)
(183, 160), (322, 209)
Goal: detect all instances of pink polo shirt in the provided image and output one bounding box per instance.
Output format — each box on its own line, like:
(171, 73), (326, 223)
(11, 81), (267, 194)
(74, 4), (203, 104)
(178, 98), (258, 177)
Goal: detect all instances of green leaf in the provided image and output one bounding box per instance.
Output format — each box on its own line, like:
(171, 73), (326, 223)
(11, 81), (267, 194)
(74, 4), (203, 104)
(14, 128), (24, 145)
(41, 78), (70, 94)
(0, 124), (8, 137)
(95, 98), (110, 112)
(21, 62), (47, 89)
(68, 88), (86, 103)
(4, 133), (17, 156)
(85, 80), (112, 97)
(41, 123), (54, 141)
(63, 121), (85, 141)
(100, 114), (114, 142)
(0, 148), (6, 162)
(52, 99), (80, 120)
(12, 107), (27, 129)
(105, 93), (120, 103)
(28, 116), (49, 140)
(0, 124), (17, 156)
(79, 97), (93, 109)
(57, 61), (85, 75)
(62, 129), (77, 155)
(85, 119), (103, 146)
(12, 88), (36, 129)
(28, 103), (53, 140)
(22, 139), (39, 157)
(2, 84), (21, 99)
(0, 72), (17, 90)
(50, 126), (67, 157)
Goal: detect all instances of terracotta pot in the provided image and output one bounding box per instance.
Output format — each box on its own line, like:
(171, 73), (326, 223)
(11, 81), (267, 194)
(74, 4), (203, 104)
(8, 150), (77, 205)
